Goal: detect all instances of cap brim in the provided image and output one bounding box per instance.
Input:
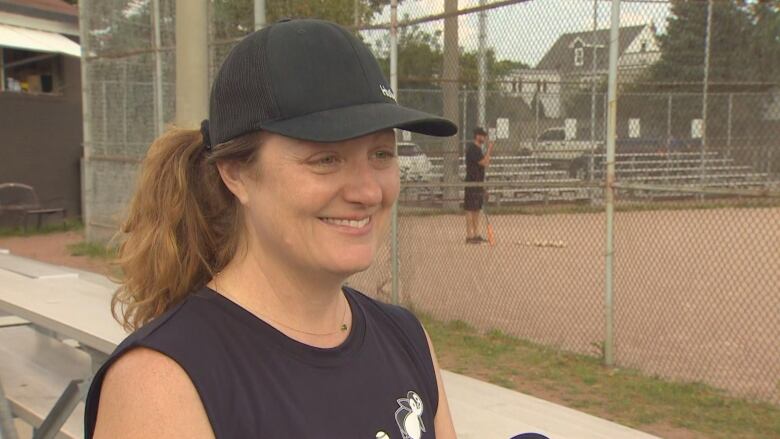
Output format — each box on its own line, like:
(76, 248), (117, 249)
(258, 102), (458, 142)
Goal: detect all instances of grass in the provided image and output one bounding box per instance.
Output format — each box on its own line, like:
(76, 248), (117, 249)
(416, 312), (780, 439)
(0, 218), (83, 237)
(66, 241), (118, 260)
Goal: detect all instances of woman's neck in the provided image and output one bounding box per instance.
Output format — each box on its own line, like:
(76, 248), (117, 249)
(207, 245), (351, 348)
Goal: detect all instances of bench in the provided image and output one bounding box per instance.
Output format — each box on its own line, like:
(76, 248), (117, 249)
(0, 254), (125, 439)
(0, 325), (90, 439)
(0, 183), (67, 231)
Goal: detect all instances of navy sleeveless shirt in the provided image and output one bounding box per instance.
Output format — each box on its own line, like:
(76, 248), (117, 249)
(84, 285), (439, 439)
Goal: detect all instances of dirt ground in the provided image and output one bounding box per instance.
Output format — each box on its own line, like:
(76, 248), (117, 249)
(0, 231), (111, 275)
(3, 207), (779, 406)
(348, 206), (780, 405)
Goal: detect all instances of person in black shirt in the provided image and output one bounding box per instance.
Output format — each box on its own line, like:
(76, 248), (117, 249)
(464, 127), (493, 244)
(86, 19), (459, 439)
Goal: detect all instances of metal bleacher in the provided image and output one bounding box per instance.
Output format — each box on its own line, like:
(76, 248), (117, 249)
(406, 151), (775, 206)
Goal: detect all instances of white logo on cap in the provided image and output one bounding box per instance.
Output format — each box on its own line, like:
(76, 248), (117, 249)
(380, 85), (396, 102)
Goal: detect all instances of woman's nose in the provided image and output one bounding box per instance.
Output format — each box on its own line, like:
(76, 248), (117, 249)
(342, 161), (383, 206)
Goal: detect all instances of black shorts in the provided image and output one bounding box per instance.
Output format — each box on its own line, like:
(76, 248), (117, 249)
(464, 187), (484, 211)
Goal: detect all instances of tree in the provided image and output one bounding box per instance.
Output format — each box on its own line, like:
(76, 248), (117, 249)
(748, 0), (780, 84)
(458, 48), (527, 90)
(374, 23), (528, 90)
(374, 23), (444, 89)
(212, 0), (390, 40)
(623, 0), (780, 146)
(643, 0), (759, 90)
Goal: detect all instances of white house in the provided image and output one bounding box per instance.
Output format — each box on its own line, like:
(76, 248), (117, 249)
(501, 23), (660, 119)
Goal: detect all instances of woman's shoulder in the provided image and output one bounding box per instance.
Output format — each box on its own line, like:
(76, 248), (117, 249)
(90, 345), (214, 438)
(111, 286), (223, 353)
(345, 285), (418, 318)
(85, 286), (219, 438)
(344, 285), (428, 342)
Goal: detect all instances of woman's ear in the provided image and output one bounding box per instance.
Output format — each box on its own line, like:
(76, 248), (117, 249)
(215, 160), (250, 205)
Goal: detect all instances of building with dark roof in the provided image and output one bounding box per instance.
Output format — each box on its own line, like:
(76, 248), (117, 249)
(501, 24), (660, 119)
(0, 0), (83, 227)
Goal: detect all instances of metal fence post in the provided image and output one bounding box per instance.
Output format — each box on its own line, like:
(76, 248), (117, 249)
(589, 0), (598, 182)
(151, 0), (164, 137)
(666, 93), (672, 148)
(604, 0), (621, 368)
(727, 92), (733, 158)
(79, 0), (93, 241)
(390, 0), (400, 306)
(700, 0), (713, 187)
(254, 0), (266, 30)
(477, 0), (487, 128)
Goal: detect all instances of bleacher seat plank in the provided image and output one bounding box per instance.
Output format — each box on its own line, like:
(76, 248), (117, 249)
(0, 325), (91, 439)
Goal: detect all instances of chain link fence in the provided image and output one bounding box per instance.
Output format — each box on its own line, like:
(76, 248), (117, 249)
(346, 0), (780, 406)
(80, 0), (780, 405)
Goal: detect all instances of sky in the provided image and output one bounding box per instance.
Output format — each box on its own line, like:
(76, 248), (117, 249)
(370, 0), (671, 67)
(116, 0), (673, 68)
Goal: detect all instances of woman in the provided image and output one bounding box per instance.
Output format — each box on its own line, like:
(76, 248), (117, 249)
(85, 18), (459, 439)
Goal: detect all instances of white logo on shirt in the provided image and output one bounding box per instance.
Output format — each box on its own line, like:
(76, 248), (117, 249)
(375, 390), (425, 439)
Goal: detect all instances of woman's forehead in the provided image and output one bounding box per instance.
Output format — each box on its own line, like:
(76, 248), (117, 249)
(271, 129), (396, 150)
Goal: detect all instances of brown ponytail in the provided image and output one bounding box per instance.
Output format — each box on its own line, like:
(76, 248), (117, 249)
(109, 127), (262, 331)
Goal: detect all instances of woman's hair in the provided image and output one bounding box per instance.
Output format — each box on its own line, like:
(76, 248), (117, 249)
(108, 127), (262, 331)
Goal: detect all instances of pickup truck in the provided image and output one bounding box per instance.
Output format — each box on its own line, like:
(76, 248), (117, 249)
(523, 127), (601, 162)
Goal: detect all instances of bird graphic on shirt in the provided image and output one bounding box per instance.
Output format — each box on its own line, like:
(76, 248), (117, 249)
(394, 391), (425, 439)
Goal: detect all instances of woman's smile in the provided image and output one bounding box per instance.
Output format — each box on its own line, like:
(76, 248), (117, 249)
(318, 215), (373, 236)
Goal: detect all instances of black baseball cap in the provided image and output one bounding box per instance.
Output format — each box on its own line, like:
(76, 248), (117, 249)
(203, 18), (457, 147)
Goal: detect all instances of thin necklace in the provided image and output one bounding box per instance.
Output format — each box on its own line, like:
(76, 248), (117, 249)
(212, 273), (349, 336)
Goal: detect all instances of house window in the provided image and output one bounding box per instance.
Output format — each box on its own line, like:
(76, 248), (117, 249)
(574, 47), (584, 66)
(640, 41), (647, 52)
(2, 48), (63, 94)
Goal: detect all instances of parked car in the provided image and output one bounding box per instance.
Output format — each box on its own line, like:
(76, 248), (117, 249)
(397, 142), (433, 182)
(528, 127), (602, 162)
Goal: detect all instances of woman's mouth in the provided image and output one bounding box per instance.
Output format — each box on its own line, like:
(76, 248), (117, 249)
(318, 216), (373, 235)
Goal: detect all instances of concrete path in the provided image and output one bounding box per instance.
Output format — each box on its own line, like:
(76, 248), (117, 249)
(444, 370), (659, 438)
(0, 252), (659, 439)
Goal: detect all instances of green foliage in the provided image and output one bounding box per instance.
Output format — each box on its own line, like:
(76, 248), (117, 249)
(0, 219), (83, 237)
(418, 312), (780, 438)
(211, 0), (390, 39)
(375, 23), (444, 89)
(458, 48), (527, 90)
(374, 18), (528, 90)
(66, 241), (118, 259)
(643, 0), (780, 90)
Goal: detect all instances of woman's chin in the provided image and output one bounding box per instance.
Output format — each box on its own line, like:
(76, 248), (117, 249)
(325, 251), (375, 276)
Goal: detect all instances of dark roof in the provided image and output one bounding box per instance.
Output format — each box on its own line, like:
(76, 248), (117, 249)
(535, 25), (647, 72)
(0, 0), (78, 24)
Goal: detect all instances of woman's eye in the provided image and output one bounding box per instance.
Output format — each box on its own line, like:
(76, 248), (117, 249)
(374, 150), (396, 160)
(313, 155), (341, 166)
